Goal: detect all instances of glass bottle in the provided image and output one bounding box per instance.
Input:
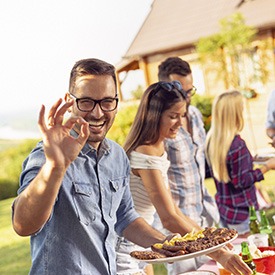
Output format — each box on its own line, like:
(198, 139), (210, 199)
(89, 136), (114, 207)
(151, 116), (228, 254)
(241, 242), (257, 274)
(249, 205), (260, 234)
(259, 209), (275, 247)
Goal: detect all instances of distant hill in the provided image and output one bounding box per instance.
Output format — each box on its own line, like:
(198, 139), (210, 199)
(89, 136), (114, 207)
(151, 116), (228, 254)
(0, 109), (40, 140)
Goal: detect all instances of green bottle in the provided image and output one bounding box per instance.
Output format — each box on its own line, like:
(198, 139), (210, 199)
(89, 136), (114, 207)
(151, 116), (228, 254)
(259, 209), (275, 247)
(249, 205), (260, 234)
(241, 242), (257, 274)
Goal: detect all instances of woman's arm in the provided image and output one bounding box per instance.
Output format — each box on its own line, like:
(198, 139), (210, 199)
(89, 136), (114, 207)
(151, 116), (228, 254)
(136, 167), (201, 234)
(133, 168), (252, 275)
(123, 217), (166, 248)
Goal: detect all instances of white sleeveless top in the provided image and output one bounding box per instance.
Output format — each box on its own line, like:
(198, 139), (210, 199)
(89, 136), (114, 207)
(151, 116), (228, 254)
(129, 150), (170, 225)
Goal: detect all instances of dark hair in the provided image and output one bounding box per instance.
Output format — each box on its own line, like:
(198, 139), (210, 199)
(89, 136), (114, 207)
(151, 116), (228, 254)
(158, 57), (192, 81)
(69, 58), (117, 93)
(124, 81), (186, 155)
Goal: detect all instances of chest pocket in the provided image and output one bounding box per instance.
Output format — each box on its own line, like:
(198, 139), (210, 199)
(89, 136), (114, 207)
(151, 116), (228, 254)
(72, 182), (96, 225)
(109, 177), (127, 218)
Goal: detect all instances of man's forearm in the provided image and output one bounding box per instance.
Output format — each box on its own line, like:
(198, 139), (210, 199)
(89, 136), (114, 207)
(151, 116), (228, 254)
(12, 162), (66, 236)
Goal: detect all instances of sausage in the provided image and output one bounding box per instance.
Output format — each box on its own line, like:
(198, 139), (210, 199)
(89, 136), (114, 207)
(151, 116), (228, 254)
(151, 244), (185, 257)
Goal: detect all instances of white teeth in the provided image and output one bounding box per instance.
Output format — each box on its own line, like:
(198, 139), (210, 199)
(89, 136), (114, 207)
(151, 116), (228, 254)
(89, 122), (104, 127)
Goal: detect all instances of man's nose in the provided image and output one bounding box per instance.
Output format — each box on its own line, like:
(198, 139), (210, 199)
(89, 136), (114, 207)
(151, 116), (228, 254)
(91, 102), (104, 117)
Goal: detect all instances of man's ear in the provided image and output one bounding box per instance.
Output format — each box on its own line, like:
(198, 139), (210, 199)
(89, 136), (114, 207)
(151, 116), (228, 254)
(64, 93), (72, 113)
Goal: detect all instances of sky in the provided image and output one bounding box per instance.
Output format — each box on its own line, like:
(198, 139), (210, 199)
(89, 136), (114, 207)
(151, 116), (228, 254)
(0, 0), (152, 138)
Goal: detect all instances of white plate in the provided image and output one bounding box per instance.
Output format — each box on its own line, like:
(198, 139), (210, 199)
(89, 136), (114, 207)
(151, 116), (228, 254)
(132, 234), (238, 264)
(253, 153), (275, 164)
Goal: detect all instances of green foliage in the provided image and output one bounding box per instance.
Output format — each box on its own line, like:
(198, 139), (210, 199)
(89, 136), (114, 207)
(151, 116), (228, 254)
(0, 97), (213, 201)
(131, 85), (144, 100)
(0, 198), (31, 274)
(107, 102), (139, 146)
(196, 12), (269, 91)
(219, 13), (256, 51)
(0, 179), (18, 200)
(192, 94), (214, 132)
(197, 13), (256, 55)
(0, 139), (39, 200)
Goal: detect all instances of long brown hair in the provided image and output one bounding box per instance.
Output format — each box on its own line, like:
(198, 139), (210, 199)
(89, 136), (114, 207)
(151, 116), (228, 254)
(124, 81), (186, 156)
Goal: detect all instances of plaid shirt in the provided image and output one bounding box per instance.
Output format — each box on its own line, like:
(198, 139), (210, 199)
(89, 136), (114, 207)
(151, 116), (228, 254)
(164, 106), (220, 226)
(212, 135), (264, 225)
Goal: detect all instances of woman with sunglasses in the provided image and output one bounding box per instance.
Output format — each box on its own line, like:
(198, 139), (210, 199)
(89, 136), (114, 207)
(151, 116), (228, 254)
(116, 82), (252, 275)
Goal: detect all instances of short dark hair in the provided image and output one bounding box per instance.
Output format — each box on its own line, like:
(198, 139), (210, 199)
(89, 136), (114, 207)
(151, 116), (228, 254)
(69, 58), (117, 93)
(158, 57), (192, 81)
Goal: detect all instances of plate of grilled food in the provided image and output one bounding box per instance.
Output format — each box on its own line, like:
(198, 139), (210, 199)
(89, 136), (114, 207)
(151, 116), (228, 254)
(130, 227), (238, 263)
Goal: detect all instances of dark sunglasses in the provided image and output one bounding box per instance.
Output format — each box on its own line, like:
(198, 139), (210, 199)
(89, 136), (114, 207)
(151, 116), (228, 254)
(154, 81), (187, 98)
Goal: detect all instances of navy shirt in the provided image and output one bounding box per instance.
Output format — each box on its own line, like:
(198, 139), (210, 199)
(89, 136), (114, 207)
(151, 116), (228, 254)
(17, 135), (139, 275)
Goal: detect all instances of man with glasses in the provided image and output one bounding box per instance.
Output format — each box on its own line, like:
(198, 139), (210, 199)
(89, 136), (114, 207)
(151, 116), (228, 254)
(157, 57), (220, 274)
(12, 58), (169, 275)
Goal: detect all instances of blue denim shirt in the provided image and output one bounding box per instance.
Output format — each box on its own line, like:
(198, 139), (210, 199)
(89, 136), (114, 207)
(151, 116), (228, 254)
(17, 135), (139, 275)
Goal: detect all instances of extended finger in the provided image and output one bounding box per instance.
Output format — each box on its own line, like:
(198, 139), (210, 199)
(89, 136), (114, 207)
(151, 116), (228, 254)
(77, 121), (90, 144)
(47, 98), (63, 126)
(38, 105), (47, 133)
(225, 243), (234, 250)
(54, 100), (74, 126)
(231, 255), (252, 275)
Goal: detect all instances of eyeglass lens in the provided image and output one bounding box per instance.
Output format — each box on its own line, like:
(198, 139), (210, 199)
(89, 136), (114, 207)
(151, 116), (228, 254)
(159, 81), (182, 92)
(77, 97), (118, 112)
(186, 86), (196, 96)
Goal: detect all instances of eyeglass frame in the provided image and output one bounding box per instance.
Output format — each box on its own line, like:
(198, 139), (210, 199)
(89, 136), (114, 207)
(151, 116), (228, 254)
(185, 86), (197, 97)
(69, 93), (119, 112)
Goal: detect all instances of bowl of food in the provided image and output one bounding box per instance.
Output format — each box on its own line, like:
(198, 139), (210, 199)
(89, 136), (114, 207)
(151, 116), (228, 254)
(253, 247), (275, 274)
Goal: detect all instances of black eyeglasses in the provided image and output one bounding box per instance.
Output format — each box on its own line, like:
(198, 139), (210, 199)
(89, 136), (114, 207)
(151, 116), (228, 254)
(69, 93), (118, 112)
(185, 86), (197, 97)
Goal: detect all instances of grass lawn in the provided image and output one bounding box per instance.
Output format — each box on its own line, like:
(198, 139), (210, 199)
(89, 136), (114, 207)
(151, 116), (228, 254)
(0, 198), (31, 274)
(1, 170), (274, 275)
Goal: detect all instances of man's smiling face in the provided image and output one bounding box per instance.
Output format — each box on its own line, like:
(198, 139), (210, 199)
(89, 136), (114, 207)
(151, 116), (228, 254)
(68, 74), (117, 149)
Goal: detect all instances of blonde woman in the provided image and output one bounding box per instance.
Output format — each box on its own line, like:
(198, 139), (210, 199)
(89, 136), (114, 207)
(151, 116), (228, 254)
(116, 85), (252, 275)
(205, 91), (275, 235)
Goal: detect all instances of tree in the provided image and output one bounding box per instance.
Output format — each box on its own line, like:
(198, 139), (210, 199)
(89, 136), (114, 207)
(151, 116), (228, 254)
(196, 12), (271, 93)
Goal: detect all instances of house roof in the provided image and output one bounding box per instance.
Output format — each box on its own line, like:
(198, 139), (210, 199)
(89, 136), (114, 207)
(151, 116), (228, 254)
(121, 0), (275, 62)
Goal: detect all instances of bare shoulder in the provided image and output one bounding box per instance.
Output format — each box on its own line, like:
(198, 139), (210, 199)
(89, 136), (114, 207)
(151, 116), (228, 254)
(135, 145), (155, 155)
(135, 144), (163, 157)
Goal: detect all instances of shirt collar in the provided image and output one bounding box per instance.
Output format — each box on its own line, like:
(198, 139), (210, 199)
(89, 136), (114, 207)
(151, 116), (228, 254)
(70, 129), (111, 155)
